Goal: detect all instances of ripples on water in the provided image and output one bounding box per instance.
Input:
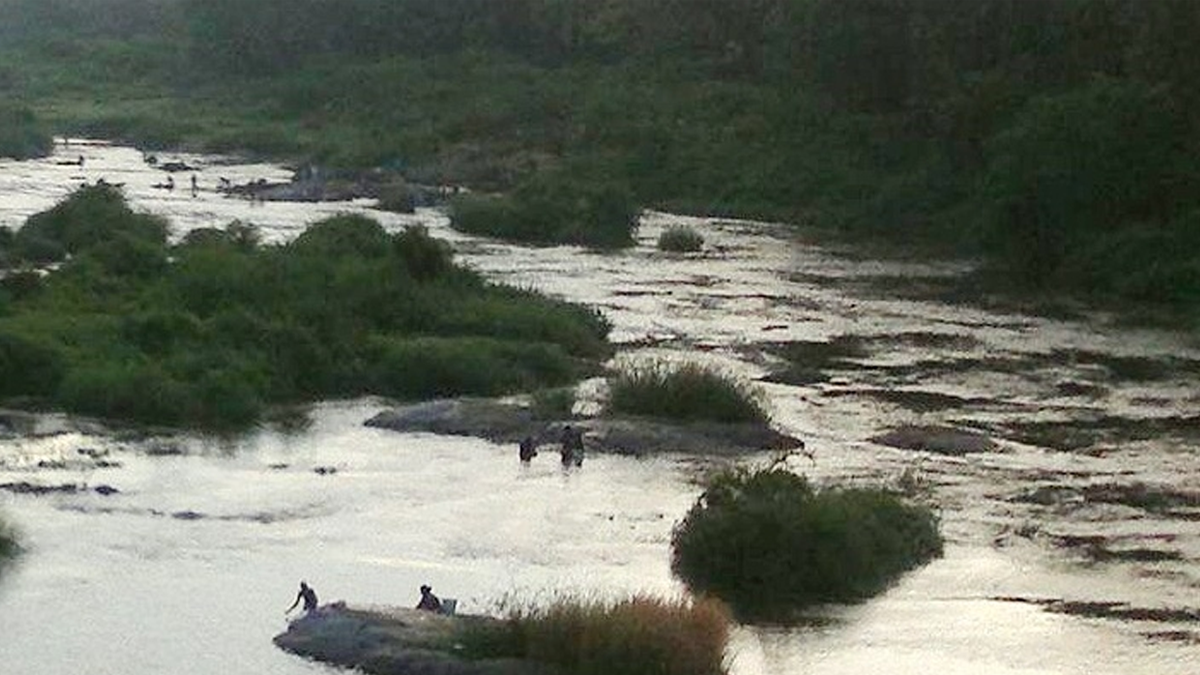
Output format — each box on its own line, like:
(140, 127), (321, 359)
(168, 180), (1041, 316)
(1, 141), (1197, 674)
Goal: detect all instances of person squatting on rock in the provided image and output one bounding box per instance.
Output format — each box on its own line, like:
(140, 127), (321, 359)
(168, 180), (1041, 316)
(560, 424), (584, 467)
(416, 584), (442, 612)
(286, 581), (318, 616)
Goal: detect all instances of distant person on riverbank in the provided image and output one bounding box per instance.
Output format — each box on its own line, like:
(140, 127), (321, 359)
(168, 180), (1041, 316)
(519, 435), (538, 463)
(416, 584), (442, 612)
(286, 581), (319, 616)
(560, 425), (584, 467)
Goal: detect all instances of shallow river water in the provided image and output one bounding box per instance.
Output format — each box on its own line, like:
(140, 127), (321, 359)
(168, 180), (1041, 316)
(1, 141), (1198, 675)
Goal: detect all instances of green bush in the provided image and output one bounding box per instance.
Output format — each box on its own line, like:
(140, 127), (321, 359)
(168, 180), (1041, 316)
(368, 336), (582, 400)
(456, 594), (730, 675)
(0, 190), (611, 429)
(0, 329), (65, 397)
(0, 102), (52, 159)
(15, 184), (167, 264)
(657, 225), (704, 253)
(671, 468), (944, 622)
(450, 171), (638, 249)
(607, 360), (769, 425)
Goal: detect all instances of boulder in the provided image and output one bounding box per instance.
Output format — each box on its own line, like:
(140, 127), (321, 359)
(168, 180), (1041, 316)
(364, 398), (804, 456)
(274, 605), (557, 675)
(871, 424), (997, 456)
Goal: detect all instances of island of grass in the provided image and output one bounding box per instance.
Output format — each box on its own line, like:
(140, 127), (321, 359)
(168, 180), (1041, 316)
(274, 595), (729, 675)
(671, 467), (944, 623)
(0, 185), (612, 431)
(365, 360), (802, 456)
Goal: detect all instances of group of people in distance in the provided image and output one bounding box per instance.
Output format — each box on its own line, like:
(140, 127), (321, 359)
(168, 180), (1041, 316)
(284, 429), (590, 624)
(286, 581), (447, 618)
(519, 424), (585, 467)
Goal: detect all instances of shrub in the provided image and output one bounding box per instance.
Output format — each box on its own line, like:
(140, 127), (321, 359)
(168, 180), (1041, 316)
(607, 361), (768, 425)
(368, 336), (582, 400)
(657, 225), (704, 252)
(3, 192), (612, 430)
(0, 329), (65, 397)
(530, 386), (575, 419)
(671, 468), (944, 622)
(0, 102), (52, 159)
(289, 213), (390, 259)
(15, 184), (167, 263)
(457, 594), (730, 675)
(450, 171), (638, 249)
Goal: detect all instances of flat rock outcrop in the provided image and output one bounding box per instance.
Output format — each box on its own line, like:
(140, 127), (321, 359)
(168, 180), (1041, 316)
(364, 398), (805, 456)
(273, 605), (556, 675)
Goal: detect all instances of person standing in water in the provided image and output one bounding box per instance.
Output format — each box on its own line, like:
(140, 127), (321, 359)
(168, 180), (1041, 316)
(519, 435), (538, 463)
(286, 581), (319, 616)
(560, 425), (584, 467)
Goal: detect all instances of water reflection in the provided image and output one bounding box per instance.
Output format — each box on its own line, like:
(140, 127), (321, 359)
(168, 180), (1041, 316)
(1, 141), (1197, 674)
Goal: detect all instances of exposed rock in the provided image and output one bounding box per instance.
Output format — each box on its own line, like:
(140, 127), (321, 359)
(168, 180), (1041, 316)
(0, 481), (81, 495)
(274, 605), (557, 675)
(871, 424), (997, 455)
(364, 398), (805, 456)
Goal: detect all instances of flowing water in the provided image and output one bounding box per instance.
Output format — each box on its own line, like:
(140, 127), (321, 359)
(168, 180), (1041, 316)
(1, 141), (1197, 674)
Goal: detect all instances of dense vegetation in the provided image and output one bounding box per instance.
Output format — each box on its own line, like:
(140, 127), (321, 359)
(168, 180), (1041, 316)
(607, 361), (769, 425)
(456, 594), (729, 675)
(1, 1), (1200, 316)
(0, 102), (52, 159)
(0, 185), (610, 429)
(657, 225), (704, 253)
(671, 468), (943, 622)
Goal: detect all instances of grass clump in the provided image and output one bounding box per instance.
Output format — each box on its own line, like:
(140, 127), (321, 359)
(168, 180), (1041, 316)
(457, 594), (730, 675)
(607, 361), (768, 425)
(451, 170), (638, 250)
(671, 468), (943, 623)
(657, 225), (704, 253)
(0, 187), (611, 430)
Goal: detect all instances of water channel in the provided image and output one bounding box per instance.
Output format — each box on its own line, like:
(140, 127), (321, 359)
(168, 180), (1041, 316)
(0, 141), (1197, 674)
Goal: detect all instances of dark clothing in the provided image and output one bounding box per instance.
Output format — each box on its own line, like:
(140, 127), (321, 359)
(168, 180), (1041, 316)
(416, 589), (442, 612)
(519, 436), (538, 462)
(288, 583), (318, 614)
(560, 426), (584, 467)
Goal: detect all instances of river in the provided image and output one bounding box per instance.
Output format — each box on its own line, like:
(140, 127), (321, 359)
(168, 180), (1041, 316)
(0, 141), (1197, 675)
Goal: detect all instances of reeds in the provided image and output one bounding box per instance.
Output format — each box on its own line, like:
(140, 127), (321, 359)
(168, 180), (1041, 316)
(607, 360), (769, 425)
(459, 594), (731, 675)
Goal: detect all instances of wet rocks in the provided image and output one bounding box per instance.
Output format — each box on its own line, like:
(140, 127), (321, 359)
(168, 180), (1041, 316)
(871, 424), (997, 456)
(364, 398), (805, 456)
(274, 605), (553, 675)
(0, 481), (119, 496)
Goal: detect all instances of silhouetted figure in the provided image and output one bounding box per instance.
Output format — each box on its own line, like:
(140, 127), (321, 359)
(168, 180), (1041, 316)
(416, 584), (442, 612)
(519, 435), (538, 463)
(560, 425), (584, 467)
(286, 581), (318, 616)
(190, 174), (198, 196)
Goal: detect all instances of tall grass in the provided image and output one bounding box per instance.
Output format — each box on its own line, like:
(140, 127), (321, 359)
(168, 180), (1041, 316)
(671, 468), (944, 623)
(607, 361), (769, 425)
(457, 594), (731, 675)
(657, 225), (704, 253)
